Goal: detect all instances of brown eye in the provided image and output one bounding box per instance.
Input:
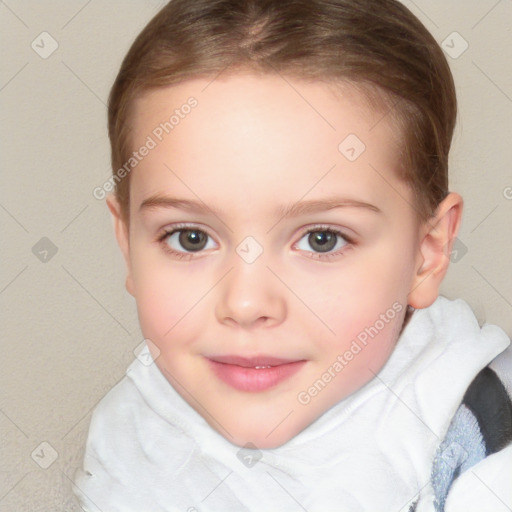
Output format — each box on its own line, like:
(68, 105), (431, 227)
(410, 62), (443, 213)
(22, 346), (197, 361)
(307, 231), (337, 253)
(161, 228), (214, 254)
(177, 229), (208, 252)
(295, 227), (350, 258)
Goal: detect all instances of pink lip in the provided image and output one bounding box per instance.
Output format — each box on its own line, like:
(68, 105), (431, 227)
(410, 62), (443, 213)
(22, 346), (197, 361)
(209, 354), (300, 367)
(207, 355), (306, 392)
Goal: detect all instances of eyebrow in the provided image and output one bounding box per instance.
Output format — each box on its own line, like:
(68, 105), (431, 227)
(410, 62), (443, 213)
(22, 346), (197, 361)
(138, 194), (381, 219)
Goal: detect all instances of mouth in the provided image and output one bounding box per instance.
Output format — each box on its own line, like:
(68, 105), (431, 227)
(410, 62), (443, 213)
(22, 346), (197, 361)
(206, 354), (306, 392)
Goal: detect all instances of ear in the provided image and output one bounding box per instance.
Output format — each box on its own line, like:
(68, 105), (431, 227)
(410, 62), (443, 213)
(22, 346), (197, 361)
(106, 195), (135, 297)
(408, 192), (463, 309)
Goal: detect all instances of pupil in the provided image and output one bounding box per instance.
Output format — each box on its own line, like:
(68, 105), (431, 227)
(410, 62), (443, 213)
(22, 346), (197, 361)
(309, 231), (335, 252)
(179, 230), (206, 251)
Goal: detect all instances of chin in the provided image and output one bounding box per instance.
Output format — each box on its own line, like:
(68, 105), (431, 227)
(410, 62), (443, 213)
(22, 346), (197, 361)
(216, 413), (306, 450)
(228, 429), (295, 450)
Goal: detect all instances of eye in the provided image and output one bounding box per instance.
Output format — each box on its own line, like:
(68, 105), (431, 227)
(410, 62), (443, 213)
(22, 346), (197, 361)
(158, 224), (216, 258)
(295, 226), (351, 259)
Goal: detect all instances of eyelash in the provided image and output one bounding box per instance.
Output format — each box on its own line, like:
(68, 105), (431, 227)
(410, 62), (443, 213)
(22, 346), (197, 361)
(156, 223), (354, 261)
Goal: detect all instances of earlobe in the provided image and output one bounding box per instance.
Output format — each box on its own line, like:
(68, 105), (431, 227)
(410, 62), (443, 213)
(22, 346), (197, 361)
(106, 195), (135, 297)
(408, 192), (463, 309)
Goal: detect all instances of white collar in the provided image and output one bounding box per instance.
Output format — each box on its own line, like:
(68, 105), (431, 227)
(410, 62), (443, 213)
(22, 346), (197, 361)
(75, 296), (510, 511)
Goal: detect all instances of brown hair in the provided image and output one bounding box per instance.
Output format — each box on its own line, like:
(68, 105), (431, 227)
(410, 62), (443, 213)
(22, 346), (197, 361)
(108, 0), (457, 225)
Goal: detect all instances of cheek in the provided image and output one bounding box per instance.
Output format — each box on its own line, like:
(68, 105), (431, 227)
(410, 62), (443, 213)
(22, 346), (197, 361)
(319, 304), (405, 405)
(130, 248), (202, 342)
(318, 267), (405, 336)
(305, 244), (411, 360)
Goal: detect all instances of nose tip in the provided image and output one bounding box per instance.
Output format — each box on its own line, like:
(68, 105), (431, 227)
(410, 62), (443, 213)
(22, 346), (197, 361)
(224, 312), (272, 329)
(221, 295), (278, 329)
(215, 261), (286, 329)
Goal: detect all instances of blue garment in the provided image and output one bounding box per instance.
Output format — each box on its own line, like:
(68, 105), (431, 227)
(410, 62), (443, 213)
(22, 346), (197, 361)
(431, 405), (486, 510)
(428, 365), (512, 511)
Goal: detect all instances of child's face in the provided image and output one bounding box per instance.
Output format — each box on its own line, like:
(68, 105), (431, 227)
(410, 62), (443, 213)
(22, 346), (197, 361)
(119, 73), (427, 449)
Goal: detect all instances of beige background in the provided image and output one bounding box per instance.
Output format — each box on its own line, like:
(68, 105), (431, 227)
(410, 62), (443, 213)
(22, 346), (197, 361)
(1, 1), (511, 510)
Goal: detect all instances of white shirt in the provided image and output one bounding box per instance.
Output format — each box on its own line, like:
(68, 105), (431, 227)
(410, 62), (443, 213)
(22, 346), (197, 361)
(73, 296), (511, 512)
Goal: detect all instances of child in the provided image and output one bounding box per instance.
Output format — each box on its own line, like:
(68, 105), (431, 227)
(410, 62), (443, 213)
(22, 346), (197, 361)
(74, 0), (512, 510)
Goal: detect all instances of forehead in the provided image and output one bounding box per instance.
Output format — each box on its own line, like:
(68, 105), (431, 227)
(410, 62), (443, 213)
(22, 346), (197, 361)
(128, 73), (409, 216)
(133, 73), (397, 146)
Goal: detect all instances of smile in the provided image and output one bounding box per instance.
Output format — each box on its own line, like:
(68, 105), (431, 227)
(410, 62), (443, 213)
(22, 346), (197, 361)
(206, 355), (306, 392)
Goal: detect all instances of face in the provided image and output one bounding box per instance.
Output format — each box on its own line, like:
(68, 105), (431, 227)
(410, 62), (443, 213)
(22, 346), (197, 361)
(118, 73), (428, 449)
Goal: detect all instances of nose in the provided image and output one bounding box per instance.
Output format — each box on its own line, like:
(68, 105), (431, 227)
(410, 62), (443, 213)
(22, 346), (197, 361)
(215, 257), (287, 329)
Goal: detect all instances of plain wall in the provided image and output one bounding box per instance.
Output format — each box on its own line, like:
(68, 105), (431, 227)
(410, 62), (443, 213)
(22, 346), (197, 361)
(1, 1), (511, 509)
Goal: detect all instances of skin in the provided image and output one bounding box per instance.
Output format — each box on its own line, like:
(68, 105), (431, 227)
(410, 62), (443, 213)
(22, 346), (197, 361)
(107, 73), (463, 449)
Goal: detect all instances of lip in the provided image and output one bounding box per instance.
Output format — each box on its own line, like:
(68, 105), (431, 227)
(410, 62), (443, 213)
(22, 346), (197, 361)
(207, 354), (306, 392)
(209, 354), (300, 367)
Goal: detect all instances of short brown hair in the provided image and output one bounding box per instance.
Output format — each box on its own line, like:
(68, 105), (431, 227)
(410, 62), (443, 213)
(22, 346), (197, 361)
(108, 0), (457, 224)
